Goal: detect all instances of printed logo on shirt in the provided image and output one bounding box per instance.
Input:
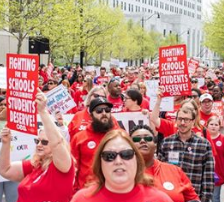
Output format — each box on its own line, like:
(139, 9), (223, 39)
(199, 120), (205, 126)
(163, 182), (174, 190)
(216, 141), (222, 147)
(87, 141), (96, 149)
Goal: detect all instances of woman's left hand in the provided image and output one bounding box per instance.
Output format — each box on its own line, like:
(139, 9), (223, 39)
(35, 88), (47, 113)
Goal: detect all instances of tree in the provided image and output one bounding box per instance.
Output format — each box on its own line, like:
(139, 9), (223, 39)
(0, 0), (65, 54)
(204, 0), (224, 57)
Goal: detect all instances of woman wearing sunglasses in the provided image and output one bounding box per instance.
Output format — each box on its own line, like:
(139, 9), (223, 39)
(130, 124), (200, 202)
(0, 89), (75, 202)
(71, 129), (173, 202)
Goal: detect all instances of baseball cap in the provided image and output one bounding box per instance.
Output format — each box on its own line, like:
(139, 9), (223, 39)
(89, 97), (113, 113)
(199, 93), (213, 102)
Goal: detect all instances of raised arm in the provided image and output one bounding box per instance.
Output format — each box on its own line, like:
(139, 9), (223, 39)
(0, 128), (24, 182)
(150, 86), (163, 128)
(36, 88), (72, 173)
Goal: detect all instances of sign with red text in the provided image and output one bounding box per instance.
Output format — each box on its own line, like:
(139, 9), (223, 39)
(188, 58), (199, 76)
(159, 44), (191, 97)
(212, 101), (224, 126)
(6, 54), (39, 135)
(46, 84), (76, 115)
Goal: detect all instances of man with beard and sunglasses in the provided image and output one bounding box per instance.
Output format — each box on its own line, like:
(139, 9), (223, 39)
(70, 97), (120, 193)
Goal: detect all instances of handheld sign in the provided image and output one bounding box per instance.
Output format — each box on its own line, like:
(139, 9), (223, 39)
(6, 54), (39, 135)
(45, 84), (76, 115)
(188, 58), (199, 76)
(159, 44), (191, 97)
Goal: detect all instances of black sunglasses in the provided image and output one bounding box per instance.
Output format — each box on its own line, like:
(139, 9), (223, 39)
(92, 93), (106, 99)
(34, 138), (49, 146)
(132, 136), (154, 143)
(101, 149), (135, 162)
(48, 82), (55, 85)
(95, 107), (111, 114)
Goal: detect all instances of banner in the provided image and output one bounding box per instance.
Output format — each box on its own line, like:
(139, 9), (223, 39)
(159, 44), (191, 97)
(113, 112), (149, 133)
(6, 54), (39, 135)
(46, 84), (76, 115)
(145, 80), (174, 112)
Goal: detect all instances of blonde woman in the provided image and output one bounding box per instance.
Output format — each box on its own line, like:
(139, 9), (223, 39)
(0, 89), (75, 202)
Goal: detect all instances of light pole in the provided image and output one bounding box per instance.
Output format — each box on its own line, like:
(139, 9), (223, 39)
(176, 29), (190, 43)
(141, 13), (160, 64)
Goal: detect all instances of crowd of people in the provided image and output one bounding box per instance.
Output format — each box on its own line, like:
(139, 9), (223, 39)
(0, 62), (223, 202)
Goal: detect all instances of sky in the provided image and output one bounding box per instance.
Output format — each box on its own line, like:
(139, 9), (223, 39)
(202, 0), (219, 18)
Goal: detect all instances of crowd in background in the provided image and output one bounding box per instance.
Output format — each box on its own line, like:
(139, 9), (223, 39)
(0, 61), (223, 202)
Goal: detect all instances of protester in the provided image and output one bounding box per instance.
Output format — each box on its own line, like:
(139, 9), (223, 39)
(190, 88), (201, 106)
(0, 89), (75, 202)
(199, 93), (215, 126)
(70, 74), (84, 93)
(94, 67), (109, 85)
(158, 107), (214, 202)
(38, 64), (48, 84)
(68, 86), (108, 139)
(0, 96), (18, 202)
(107, 78), (124, 113)
(130, 124), (200, 202)
(207, 116), (224, 202)
(70, 97), (120, 193)
(123, 89), (142, 112)
(212, 85), (223, 101)
(73, 76), (93, 111)
(71, 129), (173, 202)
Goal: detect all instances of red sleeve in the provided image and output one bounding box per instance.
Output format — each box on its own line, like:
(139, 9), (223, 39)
(156, 118), (176, 137)
(70, 134), (80, 192)
(22, 160), (33, 177)
(206, 130), (218, 157)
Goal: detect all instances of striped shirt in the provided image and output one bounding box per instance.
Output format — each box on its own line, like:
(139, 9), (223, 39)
(158, 132), (214, 202)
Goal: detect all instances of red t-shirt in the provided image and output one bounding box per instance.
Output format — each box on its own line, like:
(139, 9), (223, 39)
(73, 89), (88, 111)
(141, 97), (150, 110)
(164, 104), (181, 121)
(145, 159), (199, 202)
(70, 82), (83, 93)
(18, 160), (75, 202)
(95, 76), (109, 85)
(211, 133), (224, 186)
(71, 184), (173, 202)
(107, 95), (124, 113)
(70, 124), (120, 192)
(199, 110), (214, 126)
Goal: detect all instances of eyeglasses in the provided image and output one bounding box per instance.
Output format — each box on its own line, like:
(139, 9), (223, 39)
(34, 138), (49, 146)
(132, 136), (154, 143)
(191, 81), (198, 84)
(101, 149), (135, 162)
(124, 81), (129, 84)
(83, 80), (87, 82)
(48, 82), (55, 85)
(95, 107), (111, 114)
(92, 93), (106, 99)
(188, 95), (199, 99)
(0, 103), (6, 106)
(176, 117), (193, 123)
(1, 91), (6, 95)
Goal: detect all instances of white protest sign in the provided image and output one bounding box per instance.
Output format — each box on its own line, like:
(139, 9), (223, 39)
(112, 112), (149, 132)
(85, 66), (95, 72)
(0, 67), (7, 89)
(101, 60), (111, 70)
(46, 84), (76, 115)
(119, 62), (128, 68)
(110, 58), (119, 66)
(0, 131), (36, 182)
(145, 80), (174, 112)
(197, 78), (205, 88)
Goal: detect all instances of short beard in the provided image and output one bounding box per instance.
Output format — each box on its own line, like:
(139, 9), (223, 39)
(91, 116), (114, 133)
